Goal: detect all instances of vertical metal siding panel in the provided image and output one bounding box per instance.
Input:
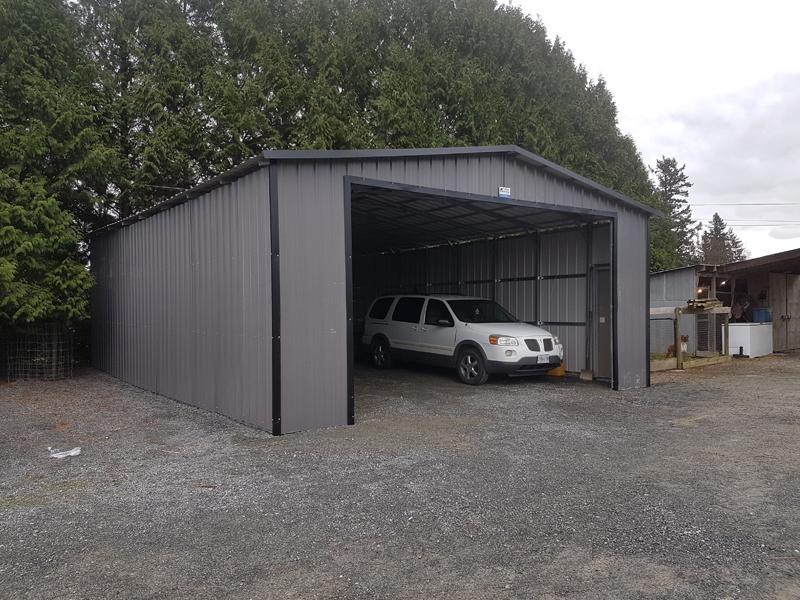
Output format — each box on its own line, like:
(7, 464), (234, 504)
(535, 229), (588, 371)
(615, 209), (648, 389)
(592, 224), (611, 264)
(90, 167), (273, 430)
(193, 194), (210, 411)
(540, 230), (586, 276)
(279, 162), (348, 433)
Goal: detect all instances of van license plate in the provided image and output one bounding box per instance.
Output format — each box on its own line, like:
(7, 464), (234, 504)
(537, 355), (549, 364)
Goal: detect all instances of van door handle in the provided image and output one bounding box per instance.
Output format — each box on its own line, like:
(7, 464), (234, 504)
(411, 326), (418, 331)
(420, 327), (428, 332)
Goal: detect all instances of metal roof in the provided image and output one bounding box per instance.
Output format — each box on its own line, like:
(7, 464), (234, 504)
(91, 145), (659, 236)
(650, 264), (715, 276)
(651, 247), (800, 277)
(351, 183), (603, 254)
(721, 247), (800, 274)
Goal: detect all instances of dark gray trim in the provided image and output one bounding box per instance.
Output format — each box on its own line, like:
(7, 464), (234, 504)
(535, 231), (542, 324)
(344, 180), (355, 425)
(645, 222), (651, 387)
(540, 273), (586, 281)
(611, 218), (619, 390)
(585, 224), (593, 370)
(405, 273), (584, 288)
(90, 156), (268, 236)
(269, 169), (282, 435)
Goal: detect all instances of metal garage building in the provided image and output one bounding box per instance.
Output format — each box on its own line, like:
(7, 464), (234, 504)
(90, 146), (657, 434)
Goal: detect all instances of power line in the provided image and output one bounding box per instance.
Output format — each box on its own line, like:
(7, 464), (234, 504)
(691, 202), (800, 206)
(698, 219), (800, 223)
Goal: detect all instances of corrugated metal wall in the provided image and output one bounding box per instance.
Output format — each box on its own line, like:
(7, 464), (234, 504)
(92, 150), (650, 436)
(650, 268), (698, 355)
(276, 153), (650, 432)
(90, 168), (273, 430)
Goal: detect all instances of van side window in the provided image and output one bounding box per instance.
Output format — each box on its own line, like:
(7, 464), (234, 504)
(424, 299), (451, 325)
(368, 297), (394, 319)
(391, 297), (425, 323)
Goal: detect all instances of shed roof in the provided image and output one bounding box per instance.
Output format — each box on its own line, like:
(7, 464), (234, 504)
(650, 264), (715, 277)
(722, 247), (800, 274)
(650, 247), (800, 277)
(91, 145), (659, 236)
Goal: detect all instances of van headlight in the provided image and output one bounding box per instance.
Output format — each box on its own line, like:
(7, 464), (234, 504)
(553, 336), (560, 345)
(489, 335), (518, 346)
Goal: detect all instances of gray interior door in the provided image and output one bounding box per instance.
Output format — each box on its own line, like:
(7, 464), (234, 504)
(592, 267), (612, 378)
(787, 274), (800, 350)
(770, 273), (788, 352)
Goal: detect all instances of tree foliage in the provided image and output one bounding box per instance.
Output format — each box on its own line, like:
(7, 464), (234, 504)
(700, 212), (747, 264)
(72, 0), (656, 216)
(0, 174), (93, 323)
(0, 0), (106, 324)
(649, 157), (700, 271)
(5, 0), (733, 326)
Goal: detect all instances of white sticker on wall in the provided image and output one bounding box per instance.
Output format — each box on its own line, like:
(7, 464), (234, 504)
(498, 186), (511, 198)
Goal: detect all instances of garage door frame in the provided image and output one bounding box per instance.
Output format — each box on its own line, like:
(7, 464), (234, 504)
(344, 175), (620, 423)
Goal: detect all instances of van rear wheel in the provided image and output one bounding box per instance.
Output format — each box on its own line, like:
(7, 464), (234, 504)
(456, 347), (489, 385)
(370, 337), (393, 370)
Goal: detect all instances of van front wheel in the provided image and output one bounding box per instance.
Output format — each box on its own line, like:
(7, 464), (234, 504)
(456, 347), (489, 385)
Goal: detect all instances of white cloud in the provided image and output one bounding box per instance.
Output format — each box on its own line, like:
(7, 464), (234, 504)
(505, 0), (800, 257)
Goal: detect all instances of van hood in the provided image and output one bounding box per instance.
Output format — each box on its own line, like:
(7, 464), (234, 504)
(462, 321), (555, 338)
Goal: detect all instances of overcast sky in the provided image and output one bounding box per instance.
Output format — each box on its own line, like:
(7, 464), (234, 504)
(506, 0), (800, 258)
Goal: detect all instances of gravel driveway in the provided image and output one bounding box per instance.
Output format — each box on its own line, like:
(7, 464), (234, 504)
(1, 355), (798, 599)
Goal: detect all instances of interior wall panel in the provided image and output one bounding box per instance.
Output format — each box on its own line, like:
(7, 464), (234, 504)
(351, 226), (595, 373)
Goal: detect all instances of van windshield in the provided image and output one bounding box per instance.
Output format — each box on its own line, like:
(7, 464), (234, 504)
(447, 299), (517, 323)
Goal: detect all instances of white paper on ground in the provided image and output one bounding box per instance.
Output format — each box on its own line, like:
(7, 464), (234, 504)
(48, 447), (81, 459)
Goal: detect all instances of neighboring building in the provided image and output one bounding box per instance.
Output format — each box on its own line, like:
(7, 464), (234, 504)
(650, 247), (800, 357)
(90, 146), (657, 434)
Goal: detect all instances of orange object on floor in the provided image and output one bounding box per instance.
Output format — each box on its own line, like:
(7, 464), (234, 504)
(547, 363), (566, 377)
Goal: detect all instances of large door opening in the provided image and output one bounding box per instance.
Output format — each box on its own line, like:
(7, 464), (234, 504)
(770, 272), (800, 352)
(345, 179), (617, 417)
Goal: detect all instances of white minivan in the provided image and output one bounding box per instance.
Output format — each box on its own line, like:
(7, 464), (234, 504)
(362, 295), (564, 384)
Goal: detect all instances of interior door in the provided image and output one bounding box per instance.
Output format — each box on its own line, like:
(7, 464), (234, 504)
(592, 267), (612, 379)
(418, 299), (457, 356)
(787, 274), (800, 350)
(770, 273), (788, 352)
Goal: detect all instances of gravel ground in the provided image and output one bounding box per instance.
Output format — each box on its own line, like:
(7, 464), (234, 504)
(1, 355), (798, 599)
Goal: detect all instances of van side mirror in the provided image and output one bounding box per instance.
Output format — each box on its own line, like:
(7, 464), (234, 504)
(437, 318), (454, 327)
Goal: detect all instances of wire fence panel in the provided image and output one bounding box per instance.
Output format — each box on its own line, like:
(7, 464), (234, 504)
(649, 311), (727, 359)
(6, 325), (74, 381)
(649, 317), (675, 358)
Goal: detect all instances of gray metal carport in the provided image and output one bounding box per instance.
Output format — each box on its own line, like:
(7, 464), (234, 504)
(91, 146), (657, 434)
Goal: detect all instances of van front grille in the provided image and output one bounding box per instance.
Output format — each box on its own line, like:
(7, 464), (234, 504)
(524, 339), (540, 352)
(543, 338), (553, 352)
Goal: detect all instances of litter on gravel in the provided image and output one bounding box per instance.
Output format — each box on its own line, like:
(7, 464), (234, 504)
(48, 447), (81, 459)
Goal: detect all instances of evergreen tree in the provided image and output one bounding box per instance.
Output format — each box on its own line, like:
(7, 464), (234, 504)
(0, 0), (103, 324)
(700, 213), (748, 264)
(0, 175), (92, 323)
(76, 0), (229, 219)
(649, 157), (700, 271)
(4, 0), (682, 328)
